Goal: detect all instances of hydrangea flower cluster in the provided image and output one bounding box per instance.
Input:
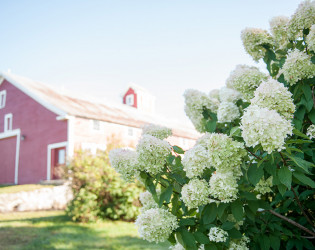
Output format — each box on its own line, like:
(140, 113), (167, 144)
(184, 89), (219, 132)
(182, 145), (211, 178)
(254, 176), (273, 194)
(288, 0), (315, 38)
(226, 65), (268, 101)
(228, 236), (250, 250)
(171, 243), (185, 250)
(307, 124), (315, 139)
(209, 172), (238, 203)
(217, 102), (240, 123)
(181, 179), (210, 209)
(135, 208), (178, 243)
(281, 49), (315, 85)
(269, 16), (290, 48)
(307, 24), (315, 52)
(208, 227), (228, 242)
(137, 135), (171, 175)
(139, 190), (159, 211)
(108, 148), (138, 181)
(209, 89), (220, 100)
(251, 79), (295, 120)
(219, 87), (241, 103)
(197, 133), (246, 178)
(241, 105), (293, 154)
(142, 124), (172, 140)
(241, 28), (273, 61)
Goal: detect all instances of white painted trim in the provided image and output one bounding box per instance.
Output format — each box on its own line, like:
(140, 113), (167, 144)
(47, 141), (67, 181)
(0, 90), (6, 109)
(4, 113), (13, 132)
(0, 129), (21, 184)
(0, 73), (67, 117)
(67, 116), (74, 159)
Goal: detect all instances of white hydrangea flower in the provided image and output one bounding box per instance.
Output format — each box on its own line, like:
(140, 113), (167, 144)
(139, 190), (159, 211)
(209, 172), (238, 203)
(135, 208), (179, 243)
(241, 105), (293, 154)
(254, 176), (273, 194)
(170, 243), (185, 250)
(288, 0), (315, 38)
(307, 124), (315, 139)
(228, 236), (250, 250)
(109, 148), (138, 181)
(208, 227), (228, 242)
(197, 133), (246, 178)
(219, 87), (242, 103)
(181, 179), (210, 209)
(251, 79), (295, 120)
(241, 28), (273, 61)
(209, 89), (220, 100)
(281, 49), (315, 85)
(182, 145), (211, 179)
(226, 65), (268, 101)
(142, 124), (172, 140)
(184, 89), (219, 132)
(307, 24), (315, 52)
(137, 135), (171, 175)
(269, 16), (290, 48)
(217, 102), (240, 123)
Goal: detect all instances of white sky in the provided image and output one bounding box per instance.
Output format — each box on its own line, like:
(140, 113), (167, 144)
(0, 0), (302, 122)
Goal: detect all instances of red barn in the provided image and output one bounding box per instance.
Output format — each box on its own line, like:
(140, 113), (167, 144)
(0, 73), (199, 185)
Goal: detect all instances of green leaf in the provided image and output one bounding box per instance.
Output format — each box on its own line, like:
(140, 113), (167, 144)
(247, 200), (259, 213)
(278, 167), (292, 189)
(221, 221), (235, 230)
(217, 203), (229, 218)
(259, 235), (271, 250)
(240, 191), (257, 200)
(285, 154), (314, 173)
(173, 146), (185, 154)
(179, 218), (196, 226)
(293, 172), (315, 188)
(230, 126), (241, 137)
(302, 84), (312, 101)
(193, 231), (210, 244)
(286, 139), (312, 144)
(277, 183), (287, 196)
(228, 228), (242, 239)
(308, 109), (315, 124)
(171, 194), (180, 215)
(202, 203), (217, 224)
(231, 200), (244, 221)
(293, 128), (309, 140)
(247, 164), (264, 185)
(166, 155), (175, 165)
(159, 185), (173, 206)
(311, 56), (315, 64)
(205, 120), (216, 133)
(205, 244), (218, 250)
(176, 229), (197, 250)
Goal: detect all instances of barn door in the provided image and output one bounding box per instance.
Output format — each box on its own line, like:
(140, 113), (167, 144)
(50, 146), (66, 180)
(0, 136), (17, 184)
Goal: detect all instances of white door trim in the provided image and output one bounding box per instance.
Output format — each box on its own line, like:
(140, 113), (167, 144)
(47, 141), (67, 180)
(0, 129), (21, 184)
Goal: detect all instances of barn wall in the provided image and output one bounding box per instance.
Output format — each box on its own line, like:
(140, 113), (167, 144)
(0, 80), (67, 184)
(123, 88), (137, 108)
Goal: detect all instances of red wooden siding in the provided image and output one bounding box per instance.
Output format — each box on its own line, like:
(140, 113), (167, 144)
(0, 79), (67, 184)
(123, 87), (137, 108)
(0, 136), (16, 184)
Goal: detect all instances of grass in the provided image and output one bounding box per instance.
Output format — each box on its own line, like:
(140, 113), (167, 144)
(0, 184), (54, 194)
(0, 211), (171, 250)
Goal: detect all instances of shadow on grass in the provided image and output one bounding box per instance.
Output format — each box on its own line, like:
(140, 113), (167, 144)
(0, 214), (170, 250)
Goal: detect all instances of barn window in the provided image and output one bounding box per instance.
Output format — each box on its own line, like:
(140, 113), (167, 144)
(93, 120), (100, 130)
(58, 149), (66, 165)
(4, 113), (12, 132)
(128, 127), (133, 136)
(126, 94), (134, 105)
(0, 90), (6, 109)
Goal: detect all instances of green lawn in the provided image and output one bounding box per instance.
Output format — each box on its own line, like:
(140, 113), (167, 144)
(0, 184), (54, 194)
(0, 211), (170, 250)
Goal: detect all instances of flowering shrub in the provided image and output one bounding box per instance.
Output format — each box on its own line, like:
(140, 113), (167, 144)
(109, 1), (315, 249)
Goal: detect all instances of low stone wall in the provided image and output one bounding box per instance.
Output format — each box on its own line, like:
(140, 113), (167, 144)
(0, 184), (73, 213)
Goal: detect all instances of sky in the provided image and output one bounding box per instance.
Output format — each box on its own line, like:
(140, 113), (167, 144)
(0, 0), (302, 122)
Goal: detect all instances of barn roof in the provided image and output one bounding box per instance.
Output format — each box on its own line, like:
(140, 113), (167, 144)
(0, 72), (200, 140)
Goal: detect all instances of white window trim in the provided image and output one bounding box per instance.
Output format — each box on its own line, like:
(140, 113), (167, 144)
(0, 129), (21, 184)
(0, 90), (6, 109)
(126, 94), (134, 105)
(47, 141), (68, 180)
(4, 113), (13, 132)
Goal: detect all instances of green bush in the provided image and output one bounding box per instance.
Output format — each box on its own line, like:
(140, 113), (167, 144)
(66, 149), (143, 222)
